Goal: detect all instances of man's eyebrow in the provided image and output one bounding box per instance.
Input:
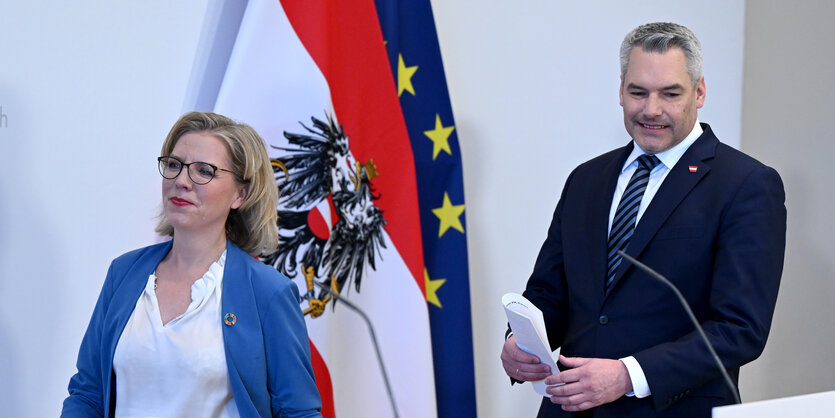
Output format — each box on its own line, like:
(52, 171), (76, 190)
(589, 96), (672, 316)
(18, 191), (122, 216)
(661, 83), (684, 91)
(626, 82), (684, 91)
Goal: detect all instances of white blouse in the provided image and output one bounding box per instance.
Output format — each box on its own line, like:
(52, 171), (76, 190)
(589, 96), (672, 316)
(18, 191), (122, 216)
(113, 250), (240, 417)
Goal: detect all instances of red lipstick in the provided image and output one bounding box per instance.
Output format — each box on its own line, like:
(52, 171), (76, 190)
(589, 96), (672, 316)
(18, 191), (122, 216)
(169, 197), (193, 207)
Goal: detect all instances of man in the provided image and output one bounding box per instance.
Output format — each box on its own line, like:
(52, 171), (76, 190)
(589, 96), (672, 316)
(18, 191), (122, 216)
(500, 22), (786, 417)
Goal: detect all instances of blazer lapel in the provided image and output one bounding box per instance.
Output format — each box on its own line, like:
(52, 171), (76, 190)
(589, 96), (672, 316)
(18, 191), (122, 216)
(220, 241), (264, 411)
(607, 124), (718, 292)
(102, 240), (172, 417)
(106, 241), (173, 342)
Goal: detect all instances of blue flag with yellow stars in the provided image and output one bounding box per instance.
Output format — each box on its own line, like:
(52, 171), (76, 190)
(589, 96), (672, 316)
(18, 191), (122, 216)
(375, 1), (477, 416)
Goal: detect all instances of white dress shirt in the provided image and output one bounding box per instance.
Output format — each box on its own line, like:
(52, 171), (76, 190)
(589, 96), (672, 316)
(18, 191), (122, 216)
(113, 250), (240, 417)
(610, 121), (703, 398)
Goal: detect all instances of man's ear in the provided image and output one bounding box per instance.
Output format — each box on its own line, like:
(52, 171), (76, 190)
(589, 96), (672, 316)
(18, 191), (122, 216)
(695, 76), (706, 109)
(619, 78), (625, 107)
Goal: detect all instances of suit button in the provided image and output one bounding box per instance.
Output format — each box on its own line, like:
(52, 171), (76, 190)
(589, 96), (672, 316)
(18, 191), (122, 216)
(599, 315), (608, 325)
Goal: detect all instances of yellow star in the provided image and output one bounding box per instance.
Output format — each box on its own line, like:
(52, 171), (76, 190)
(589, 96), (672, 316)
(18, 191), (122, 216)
(423, 114), (455, 160)
(397, 53), (418, 97)
(425, 268), (446, 308)
(432, 192), (465, 238)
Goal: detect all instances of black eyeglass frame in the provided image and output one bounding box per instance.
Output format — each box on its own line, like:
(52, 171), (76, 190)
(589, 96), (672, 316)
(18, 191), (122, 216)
(157, 156), (241, 185)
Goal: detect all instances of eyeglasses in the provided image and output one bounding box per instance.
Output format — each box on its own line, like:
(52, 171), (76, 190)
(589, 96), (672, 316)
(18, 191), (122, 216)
(157, 156), (238, 185)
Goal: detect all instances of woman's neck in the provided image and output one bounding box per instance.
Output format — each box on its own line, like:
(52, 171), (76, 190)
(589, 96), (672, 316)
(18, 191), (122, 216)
(165, 228), (228, 273)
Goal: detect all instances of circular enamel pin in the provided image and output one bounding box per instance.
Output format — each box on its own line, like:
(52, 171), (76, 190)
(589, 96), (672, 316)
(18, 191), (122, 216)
(224, 313), (237, 326)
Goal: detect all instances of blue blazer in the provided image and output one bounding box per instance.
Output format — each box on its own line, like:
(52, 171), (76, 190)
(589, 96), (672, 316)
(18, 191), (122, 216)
(524, 124), (786, 417)
(61, 240), (322, 418)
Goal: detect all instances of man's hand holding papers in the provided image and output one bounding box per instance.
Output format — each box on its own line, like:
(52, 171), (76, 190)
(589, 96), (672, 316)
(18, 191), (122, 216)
(502, 293), (562, 396)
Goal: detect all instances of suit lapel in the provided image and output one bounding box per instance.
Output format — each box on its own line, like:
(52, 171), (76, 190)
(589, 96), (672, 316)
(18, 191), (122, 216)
(606, 124), (718, 293)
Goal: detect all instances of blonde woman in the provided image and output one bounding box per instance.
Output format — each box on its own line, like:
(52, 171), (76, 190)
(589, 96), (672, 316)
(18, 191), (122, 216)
(62, 112), (321, 417)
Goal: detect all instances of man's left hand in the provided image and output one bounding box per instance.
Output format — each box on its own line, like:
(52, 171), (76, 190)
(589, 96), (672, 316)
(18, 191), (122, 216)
(544, 354), (633, 412)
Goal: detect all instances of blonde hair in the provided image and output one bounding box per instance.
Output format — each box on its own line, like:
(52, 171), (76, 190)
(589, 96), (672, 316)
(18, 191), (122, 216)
(155, 111), (279, 256)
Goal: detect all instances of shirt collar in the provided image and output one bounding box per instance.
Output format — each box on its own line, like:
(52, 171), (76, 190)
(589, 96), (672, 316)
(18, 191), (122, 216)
(622, 119), (703, 173)
(146, 249), (228, 297)
(194, 249), (227, 296)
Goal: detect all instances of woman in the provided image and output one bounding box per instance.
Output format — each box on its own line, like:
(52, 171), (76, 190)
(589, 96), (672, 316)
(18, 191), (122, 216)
(61, 112), (322, 417)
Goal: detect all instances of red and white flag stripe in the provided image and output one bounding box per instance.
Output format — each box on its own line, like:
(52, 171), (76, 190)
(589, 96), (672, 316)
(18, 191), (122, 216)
(214, 1), (436, 417)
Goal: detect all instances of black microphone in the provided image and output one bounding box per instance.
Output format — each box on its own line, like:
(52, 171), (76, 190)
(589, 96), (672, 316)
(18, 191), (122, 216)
(617, 251), (741, 405)
(313, 281), (400, 417)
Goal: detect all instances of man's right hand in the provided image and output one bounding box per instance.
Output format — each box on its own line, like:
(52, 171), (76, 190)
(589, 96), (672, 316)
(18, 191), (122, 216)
(501, 335), (553, 382)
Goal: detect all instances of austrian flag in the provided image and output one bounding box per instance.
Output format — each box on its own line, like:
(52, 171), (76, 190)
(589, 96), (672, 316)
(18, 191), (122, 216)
(212, 1), (476, 417)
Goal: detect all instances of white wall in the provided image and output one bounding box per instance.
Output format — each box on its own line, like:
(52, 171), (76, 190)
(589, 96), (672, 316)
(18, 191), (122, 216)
(0, 1), (788, 417)
(738, 0), (835, 401)
(0, 1), (210, 416)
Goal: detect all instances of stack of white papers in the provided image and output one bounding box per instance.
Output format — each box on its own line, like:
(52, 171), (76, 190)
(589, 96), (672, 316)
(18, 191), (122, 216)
(502, 292), (561, 396)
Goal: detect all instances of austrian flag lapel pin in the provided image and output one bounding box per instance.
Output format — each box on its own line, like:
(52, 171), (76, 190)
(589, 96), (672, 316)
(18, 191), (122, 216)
(688, 165), (698, 173)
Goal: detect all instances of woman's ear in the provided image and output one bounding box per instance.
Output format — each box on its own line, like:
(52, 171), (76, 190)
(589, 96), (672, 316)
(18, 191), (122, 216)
(231, 184), (249, 209)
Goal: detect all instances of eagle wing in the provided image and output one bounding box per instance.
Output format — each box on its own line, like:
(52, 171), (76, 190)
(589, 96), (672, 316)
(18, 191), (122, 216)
(266, 114), (387, 304)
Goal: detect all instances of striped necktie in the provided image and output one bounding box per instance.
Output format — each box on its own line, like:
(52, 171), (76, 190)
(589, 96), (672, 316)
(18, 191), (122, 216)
(606, 154), (661, 289)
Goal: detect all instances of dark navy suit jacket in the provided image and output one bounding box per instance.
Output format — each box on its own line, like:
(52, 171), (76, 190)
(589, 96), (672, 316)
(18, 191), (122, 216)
(523, 124), (786, 417)
(61, 240), (322, 418)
